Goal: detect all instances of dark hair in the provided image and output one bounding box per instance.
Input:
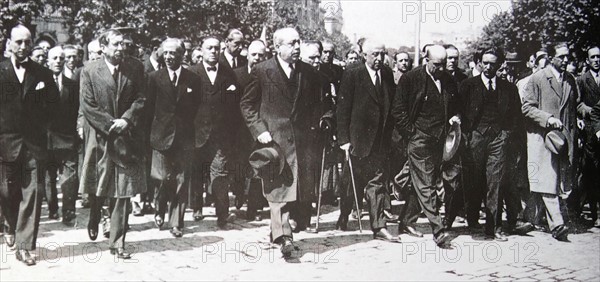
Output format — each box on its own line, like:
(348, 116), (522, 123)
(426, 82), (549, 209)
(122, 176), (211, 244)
(481, 47), (505, 63)
(421, 43), (434, 53)
(394, 51), (411, 61)
(62, 44), (78, 52)
(200, 36), (222, 47)
(346, 49), (359, 59)
(226, 29), (243, 41)
(547, 42), (569, 58)
(31, 46), (45, 53)
(585, 45), (599, 58)
(444, 44), (459, 52)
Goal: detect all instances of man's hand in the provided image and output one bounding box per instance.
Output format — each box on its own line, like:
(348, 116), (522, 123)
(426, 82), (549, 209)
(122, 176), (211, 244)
(77, 128), (84, 140)
(449, 115), (461, 125)
(257, 131), (273, 144)
(547, 117), (563, 130)
(108, 119), (129, 135)
(340, 143), (351, 151)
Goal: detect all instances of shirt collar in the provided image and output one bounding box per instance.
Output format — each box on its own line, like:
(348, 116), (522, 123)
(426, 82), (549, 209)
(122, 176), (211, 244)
(224, 50), (235, 66)
(150, 56), (160, 70)
(480, 74), (496, 88)
(277, 55), (294, 71)
(365, 63), (378, 79)
(11, 56), (29, 68)
(167, 66), (182, 78)
(203, 61), (218, 73)
(590, 69), (600, 78)
(104, 59), (119, 74)
(550, 65), (562, 81)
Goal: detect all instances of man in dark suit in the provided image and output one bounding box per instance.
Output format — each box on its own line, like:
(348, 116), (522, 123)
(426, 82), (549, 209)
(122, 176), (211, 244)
(240, 27), (331, 257)
(219, 29), (247, 70)
(143, 37), (164, 74)
(146, 38), (201, 237)
(0, 24), (58, 266)
(336, 39), (400, 243)
(392, 45), (460, 246)
(189, 36), (240, 228)
(445, 45), (468, 84)
(320, 41), (343, 92)
(233, 39), (268, 222)
(43, 46), (80, 225)
(62, 45), (81, 80)
(577, 45), (600, 228)
(79, 29), (146, 258)
(458, 48), (522, 241)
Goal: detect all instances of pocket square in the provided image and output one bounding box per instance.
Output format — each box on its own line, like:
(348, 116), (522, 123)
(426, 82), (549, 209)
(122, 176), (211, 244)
(226, 85), (237, 91)
(187, 87), (193, 93)
(35, 81), (45, 90)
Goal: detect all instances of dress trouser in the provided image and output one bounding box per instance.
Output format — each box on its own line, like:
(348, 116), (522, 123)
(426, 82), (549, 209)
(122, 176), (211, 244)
(464, 129), (509, 234)
(339, 150), (389, 232)
(42, 149), (78, 215)
(0, 148), (42, 251)
(152, 148), (192, 228)
(269, 201), (292, 243)
(108, 198), (130, 249)
(538, 193), (564, 231)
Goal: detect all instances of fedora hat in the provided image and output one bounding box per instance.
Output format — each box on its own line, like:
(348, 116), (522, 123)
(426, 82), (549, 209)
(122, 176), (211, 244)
(249, 142), (286, 179)
(443, 122), (462, 161)
(107, 131), (140, 168)
(505, 52), (522, 64)
(545, 130), (568, 155)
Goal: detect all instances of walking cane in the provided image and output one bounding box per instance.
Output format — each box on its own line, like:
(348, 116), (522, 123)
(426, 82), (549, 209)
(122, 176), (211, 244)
(345, 149), (363, 233)
(312, 145), (327, 233)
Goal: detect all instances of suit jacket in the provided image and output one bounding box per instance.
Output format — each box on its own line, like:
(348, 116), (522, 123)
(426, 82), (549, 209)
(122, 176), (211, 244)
(219, 52), (247, 70)
(450, 69), (468, 84)
(577, 70), (600, 146)
(147, 68), (201, 152)
(337, 64), (395, 158)
(457, 75), (521, 134)
(240, 58), (330, 202)
(392, 66), (459, 138)
(79, 59), (146, 198)
(48, 74), (80, 150)
(143, 57), (161, 74)
(0, 59), (58, 162)
(522, 67), (579, 194)
(188, 62), (242, 148)
(320, 62), (344, 91)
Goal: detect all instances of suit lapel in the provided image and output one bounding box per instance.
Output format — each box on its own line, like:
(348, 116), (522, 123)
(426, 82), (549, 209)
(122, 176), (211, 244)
(381, 68), (391, 115)
(266, 58), (288, 96)
(290, 64), (306, 119)
(559, 74), (573, 112)
(159, 69), (178, 101)
(585, 71), (600, 95)
(360, 65), (380, 104)
(497, 80), (509, 116)
(545, 68), (563, 98)
(22, 66), (37, 97)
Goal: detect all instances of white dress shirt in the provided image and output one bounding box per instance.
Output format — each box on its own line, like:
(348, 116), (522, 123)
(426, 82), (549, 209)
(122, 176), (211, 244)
(203, 62), (218, 85)
(224, 50), (237, 68)
(481, 75), (497, 91)
(364, 63), (380, 86)
(167, 66), (182, 87)
(11, 57), (26, 83)
(277, 56), (295, 79)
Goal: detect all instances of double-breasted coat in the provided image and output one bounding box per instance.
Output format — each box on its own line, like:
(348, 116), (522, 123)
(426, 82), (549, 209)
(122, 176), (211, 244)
(79, 59), (146, 198)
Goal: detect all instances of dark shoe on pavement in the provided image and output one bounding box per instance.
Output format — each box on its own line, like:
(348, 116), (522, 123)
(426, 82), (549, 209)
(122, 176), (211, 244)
(141, 202), (154, 214)
(551, 225), (569, 241)
(170, 227), (183, 238)
(15, 250), (35, 266)
(486, 232), (508, 242)
(399, 225), (423, 238)
(110, 248), (132, 259)
(509, 221), (535, 235)
(280, 237), (296, 258)
(154, 214), (164, 229)
(132, 202), (143, 216)
(443, 218), (453, 230)
(373, 228), (401, 243)
(434, 231), (451, 246)
(4, 234), (15, 248)
(336, 217), (348, 231)
(594, 219), (600, 228)
(87, 224), (98, 241)
(62, 210), (76, 224)
(193, 210), (204, 221)
(48, 212), (59, 220)
(383, 210), (399, 222)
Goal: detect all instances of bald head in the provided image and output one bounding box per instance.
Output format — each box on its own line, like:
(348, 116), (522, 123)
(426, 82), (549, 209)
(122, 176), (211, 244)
(426, 45), (447, 79)
(8, 25), (32, 61)
(47, 46), (65, 74)
(247, 40), (266, 68)
(361, 39), (386, 70)
(273, 28), (300, 64)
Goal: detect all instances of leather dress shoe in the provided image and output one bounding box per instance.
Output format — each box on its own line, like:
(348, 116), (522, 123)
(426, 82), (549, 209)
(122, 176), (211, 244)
(4, 234), (15, 248)
(15, 249), (35, 266)
(170, 227), (183, 238)
(399, 225), (423, 238)
(48, 212), (60, 220)
(132, 202), (143, 216)
(336, 217), (348, 231)
(110, 248), (132, 259)
(87, 224), (98, 241)
(486, 232), (508, 242)
(154, 214), (164, 229)
(508, 221), (534, 235)
(280, 237), (296, 258)
(434, 231), (451, 246)
(62, 210), (76, 224)
(383, 210), (399, 222)
(193, 210), (204, 221)
(141, 202), (154, 214)
(373, 228), (401, 243)
(551, 225), (569, 241)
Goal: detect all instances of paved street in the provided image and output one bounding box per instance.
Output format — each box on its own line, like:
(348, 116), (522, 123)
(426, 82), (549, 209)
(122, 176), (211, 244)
(1, 199), (599, 281)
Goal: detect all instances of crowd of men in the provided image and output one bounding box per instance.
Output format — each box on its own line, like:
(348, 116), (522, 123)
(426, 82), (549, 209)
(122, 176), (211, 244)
(1, 22), (600, 266)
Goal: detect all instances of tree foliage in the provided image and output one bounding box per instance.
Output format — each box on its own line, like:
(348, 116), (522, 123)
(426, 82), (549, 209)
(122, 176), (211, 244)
(0, 0), (44, 53)
(467, 0), (599, 62)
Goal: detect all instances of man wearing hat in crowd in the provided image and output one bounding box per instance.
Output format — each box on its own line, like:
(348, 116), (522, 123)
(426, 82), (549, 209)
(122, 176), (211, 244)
(576, 45), (600, 228)
(458, 48), (523, 241)
(79, 28), (146, 258)
(521, 42), (580, 241)
(392, 45), (460, 246)
(240, 27), (331, 257)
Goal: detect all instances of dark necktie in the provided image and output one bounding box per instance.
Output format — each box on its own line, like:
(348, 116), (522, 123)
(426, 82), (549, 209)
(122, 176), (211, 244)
(171, 72), (177, 87)
(54, 75), (61, 92)
(375, 71), (382, 93)
(488, 79), (494, 91)
(289, 63), (295, 79)
(14, 60), (27, 69)
(113, 67), (119, 83)
(207, 66), (216, 72)
(232, 57), (237, 69)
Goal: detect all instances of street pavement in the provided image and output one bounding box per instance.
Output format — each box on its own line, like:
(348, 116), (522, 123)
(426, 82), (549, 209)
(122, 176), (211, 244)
(1, 198), (599, 281)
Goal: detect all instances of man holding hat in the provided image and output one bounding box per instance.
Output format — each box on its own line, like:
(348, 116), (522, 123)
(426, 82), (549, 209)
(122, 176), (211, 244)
(458, 48), (523, 241)
(522, 42), (580, 241)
